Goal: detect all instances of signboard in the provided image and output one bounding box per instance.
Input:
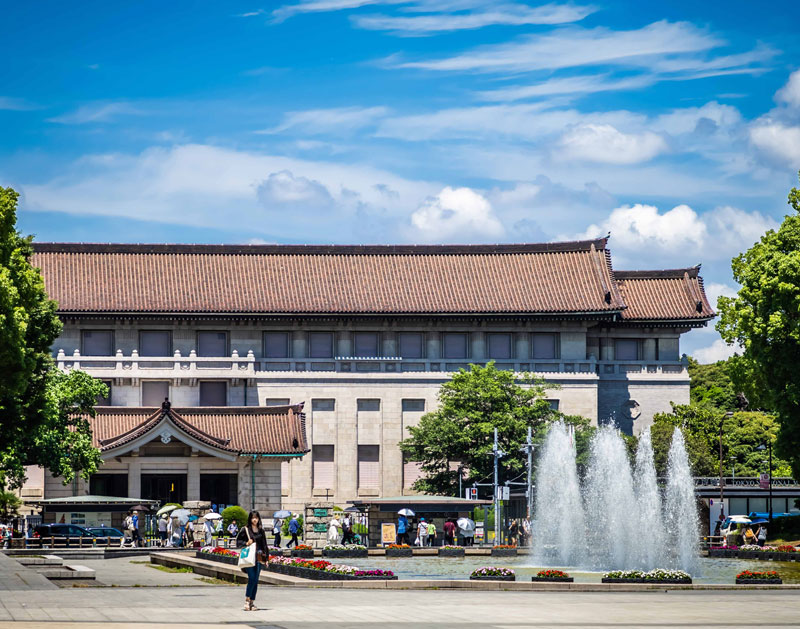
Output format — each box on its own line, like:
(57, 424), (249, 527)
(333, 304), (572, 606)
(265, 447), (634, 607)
(465, 487), (478, 500)
(381, 522), (397, 545)
(313, 508), (329, 517)
(313, 523), (328, 533)
(760, 473), (770, 490)
(55, 512), (112, 528)
(496, 486), (510, 501)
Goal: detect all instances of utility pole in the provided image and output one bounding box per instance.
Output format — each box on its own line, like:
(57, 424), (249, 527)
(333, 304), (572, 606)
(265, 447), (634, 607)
(768, 441), (773, 523)
(520, 427), (534, 522)
(718, 416), (725, 516)
(492, 428), (505, 546)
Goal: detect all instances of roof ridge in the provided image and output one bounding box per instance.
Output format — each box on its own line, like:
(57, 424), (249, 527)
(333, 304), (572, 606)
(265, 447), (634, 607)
(615, 267), (701, 279)
(32, 239), (609, 256)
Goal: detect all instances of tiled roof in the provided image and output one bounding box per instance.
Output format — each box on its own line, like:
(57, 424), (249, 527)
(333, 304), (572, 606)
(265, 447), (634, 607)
(88, 404), (308, 456)
(32, 239), (626, 315)
(615, 268), (715, 321)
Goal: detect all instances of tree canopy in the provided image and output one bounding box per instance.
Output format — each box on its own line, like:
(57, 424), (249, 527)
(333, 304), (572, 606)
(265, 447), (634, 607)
(716, 172), (800, 477)
(0, 186), (105, 489)
(399, 361), (592, 495)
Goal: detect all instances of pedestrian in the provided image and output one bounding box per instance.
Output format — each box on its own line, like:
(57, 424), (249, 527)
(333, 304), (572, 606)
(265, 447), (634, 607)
(757, 524), (768, 547)
(186, 519), (195, 547)
(204, 516), (215, 547)
(227, 520), (239, 539)
(236, 511), (267, 612)
(170, 516), (182, 547)
(158, 515), (168, 547)
(130, 511), (140, 547)
(521, 517), (531, 547)
(122, 511), (133, 547)
(287, 514), (300, 548)
(443, 519), (456, 546)
(417, 518), (429, 547)
(744, 526), (757, 545)
(341, 514), (353, 545)
(508, 520), (519, 546)
(397, 515), (409, 545)
(328, 515), (342, 545)
(427, 520), (437, 546)
(272, 518), (282, 548)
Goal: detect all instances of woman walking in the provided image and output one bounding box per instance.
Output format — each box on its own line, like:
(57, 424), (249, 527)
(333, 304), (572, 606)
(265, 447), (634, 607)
(237, 511), (268, 612)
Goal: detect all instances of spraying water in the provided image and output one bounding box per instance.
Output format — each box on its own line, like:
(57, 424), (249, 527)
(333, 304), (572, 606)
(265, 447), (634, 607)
(633, 428), (664, 568)
(664, 427), (700, 572)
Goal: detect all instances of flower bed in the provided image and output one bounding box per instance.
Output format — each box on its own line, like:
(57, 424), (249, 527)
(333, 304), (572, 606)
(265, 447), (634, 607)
(470, 567), (515, 581)
(531, 569), (573, 583)
(291, 544), (315, 558)
(268, 556), (396, 580)
(736, 570), (782, 585)
(491, 545), (518, 557)
(437, 545), (465, 557)
(709, 544), (799, 561)
(385, 544), (413, 558)
(268, 545), (284, 556)
(322, 544), (368, 558)
(601, 569), (692, 584)
(197, 546), (240, 565)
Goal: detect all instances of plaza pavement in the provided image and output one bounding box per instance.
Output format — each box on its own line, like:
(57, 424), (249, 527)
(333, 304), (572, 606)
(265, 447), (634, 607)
(1, 555), (799, 628)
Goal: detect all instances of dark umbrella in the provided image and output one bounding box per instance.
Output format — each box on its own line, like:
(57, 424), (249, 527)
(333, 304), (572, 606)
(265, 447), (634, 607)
(344, 506), (361, 512)
(131, 504), (150, 512)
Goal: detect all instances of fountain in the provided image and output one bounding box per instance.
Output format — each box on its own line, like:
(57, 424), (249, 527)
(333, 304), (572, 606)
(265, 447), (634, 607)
(531, 421), (699, 572)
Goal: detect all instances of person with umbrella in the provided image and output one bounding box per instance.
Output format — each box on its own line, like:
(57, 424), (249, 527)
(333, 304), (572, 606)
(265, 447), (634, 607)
(397, 508), (413, 545)
(158, 513), (169, 547)
(457, 517), (475, 547)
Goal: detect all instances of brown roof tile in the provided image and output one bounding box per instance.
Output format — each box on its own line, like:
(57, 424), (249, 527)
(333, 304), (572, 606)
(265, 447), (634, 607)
(615, 268), (715, 321)
(88, 404), (308, 455)
(32, 239), (625, 315)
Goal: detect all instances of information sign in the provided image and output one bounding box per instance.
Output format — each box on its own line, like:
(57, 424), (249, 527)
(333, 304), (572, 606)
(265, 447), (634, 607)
(381, 522), (397, 545)
(313, 508), (328, 517)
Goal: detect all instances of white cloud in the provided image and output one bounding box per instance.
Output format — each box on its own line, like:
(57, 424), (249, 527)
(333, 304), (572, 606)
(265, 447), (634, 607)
(703, 282), (738, 311)
(557, 123), (667, 164)
(260, 106), (389, 135)
(272, 0), (388, 23)
(257, 170), (334, 208)
(749, 121), (800, 165)
(410, 186), (505, 242)
(654, 101), (742, 136)
(475, 74), (652, 102)
(692, 338), (740, 364)
(776, 69), (800, 108)
(704, 205), (776, 254)
(0, 96), (39, 111)
(47, 102), (143, 124)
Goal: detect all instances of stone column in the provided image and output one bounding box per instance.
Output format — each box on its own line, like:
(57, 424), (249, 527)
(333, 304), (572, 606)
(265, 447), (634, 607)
(427, 331), (440, 360)
(292, 330), (307, 358)
(515, 333), (530, 362)
(338, 330), (352, 357)
(128, 460), (141, 499)
(472, 331), (485, 362)
(382, 331), (397, 358)
(187, 460), (201, 501)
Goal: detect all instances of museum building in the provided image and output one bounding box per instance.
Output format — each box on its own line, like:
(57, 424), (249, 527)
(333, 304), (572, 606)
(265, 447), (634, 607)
(31, 238), (714, 513)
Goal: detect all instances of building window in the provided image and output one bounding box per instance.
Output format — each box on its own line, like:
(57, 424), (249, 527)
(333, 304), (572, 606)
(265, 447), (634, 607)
(89, 474), (128, 497)
(197, 331), (228, 357)
(442, 333), (468, 359)
(358, 445), (380, 490)
(487, 333), (512, 359)
(353, 332), (379, 357)
(614, 339), (641, 361)
(309, 332), (334, 358)
(313, 445), (335, 489)
(398, 332), (424, 358)
(200, 473), (237, 510)
(264, 332), (289, 358)
(265, 398), (290, 407)
(81, 330), (113, 356)
(546, 399), (560, 411)
(357, 399), (380, 412)
(142, 381), (170, 406)
(96, 380), (112, 406)
(402, 399), (425, 412)
(532, 333), (558, 359)
(139, 330), (171, 356)
(199, 381), (227, 406)
(311, 399), (335, 412)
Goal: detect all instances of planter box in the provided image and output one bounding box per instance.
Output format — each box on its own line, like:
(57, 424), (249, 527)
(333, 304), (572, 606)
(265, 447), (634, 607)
(196, 551), (238, 565)
(291, 549), (315, 558)
(491, 548), (518, 557)
(470, 575), (515, 581)
(601, 578), (692, 584)
(323, 548), (368, 558)
(531, 576), (573, 582)
(386, 548), (413, 558)
(268, 563), (396, 581)
(736, 578), (782, 585)
(437, 548), (465, 558)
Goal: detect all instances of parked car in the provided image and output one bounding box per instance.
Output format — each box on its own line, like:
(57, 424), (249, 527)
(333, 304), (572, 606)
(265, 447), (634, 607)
(86, 526), (125, 541)
(32, 523), (96, 539)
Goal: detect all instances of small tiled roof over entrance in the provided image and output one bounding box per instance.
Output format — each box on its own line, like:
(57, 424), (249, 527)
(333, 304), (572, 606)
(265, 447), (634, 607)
(89, 403), (308, 456)
(615, 268), (715, 321)
(32, 239), (626, 316)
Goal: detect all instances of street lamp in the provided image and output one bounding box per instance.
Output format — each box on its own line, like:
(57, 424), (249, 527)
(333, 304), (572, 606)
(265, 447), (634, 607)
(756, 443), (773, 523)
(729, 456), (736, 481)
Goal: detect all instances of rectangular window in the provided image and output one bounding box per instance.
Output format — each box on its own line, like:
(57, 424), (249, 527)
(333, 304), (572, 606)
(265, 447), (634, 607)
(358, 445), (380, 489)
(89, 474), (128, 497)
(312, 399), (335, 412)
(532, 333), (558, 359)
(487, 333), (512, 359)
(353, 332), (379, 357)
(199, 381), (227, 406)
(197, 331), (228, 357)
(402, 399), (425, 412)
(139, 330), (171, 356)
(199, 473), (237, 509)
(546, 399), (560, 411)
(442, 333), (468, 359)
(97, 380), (112, 406)
(398, 332), (424, 358)
(81, 330), (113, 356)
(357, 399), (380, 412)
(614, 339), (641, 361)
(264, 332), (289, 358)
(142, 381), (170, 406)
(308, 332), (334, 358)
(403, 456), (423, 491)
(313, 445), (335, 489)
(265, 398), (290, 407)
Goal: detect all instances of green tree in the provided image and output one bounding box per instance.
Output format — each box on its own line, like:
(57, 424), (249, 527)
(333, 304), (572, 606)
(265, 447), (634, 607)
(0, 187), (105, 489)
(399, 362), (586, 495)
(650, 405), (720, 477)
(687, 357), (738, 412)
(717, 172), (800, 476)
(0, 490), (21, 520)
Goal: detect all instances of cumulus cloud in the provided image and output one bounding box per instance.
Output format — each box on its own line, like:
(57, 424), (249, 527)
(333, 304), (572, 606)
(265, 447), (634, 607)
(410, 186), (505, 242)
(776, 69), (800, 108)
(692, 338), (740, 364)
(257, 170), (334, 209)
(557, 123), (667, 164)
(703, 281), (738, 311)
(750, 121), (800, 165)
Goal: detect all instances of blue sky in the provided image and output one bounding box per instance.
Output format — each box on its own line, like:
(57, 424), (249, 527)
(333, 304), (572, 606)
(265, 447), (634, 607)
(2, 1), (800, 361)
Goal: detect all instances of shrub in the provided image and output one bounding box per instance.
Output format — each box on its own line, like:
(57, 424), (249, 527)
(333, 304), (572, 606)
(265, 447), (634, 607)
(222, 505), (248, 531)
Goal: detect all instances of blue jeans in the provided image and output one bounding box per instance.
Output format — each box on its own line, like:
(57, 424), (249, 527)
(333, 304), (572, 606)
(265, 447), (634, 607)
(245, 562), (262, 600)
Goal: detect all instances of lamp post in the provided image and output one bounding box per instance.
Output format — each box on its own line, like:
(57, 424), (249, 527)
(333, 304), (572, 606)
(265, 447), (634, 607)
(757, 443), (773, 523)
(729, 456), (736, 481)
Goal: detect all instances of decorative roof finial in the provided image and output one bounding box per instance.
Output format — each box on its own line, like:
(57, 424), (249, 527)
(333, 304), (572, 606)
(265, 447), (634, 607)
(162, 398), (171, 411)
